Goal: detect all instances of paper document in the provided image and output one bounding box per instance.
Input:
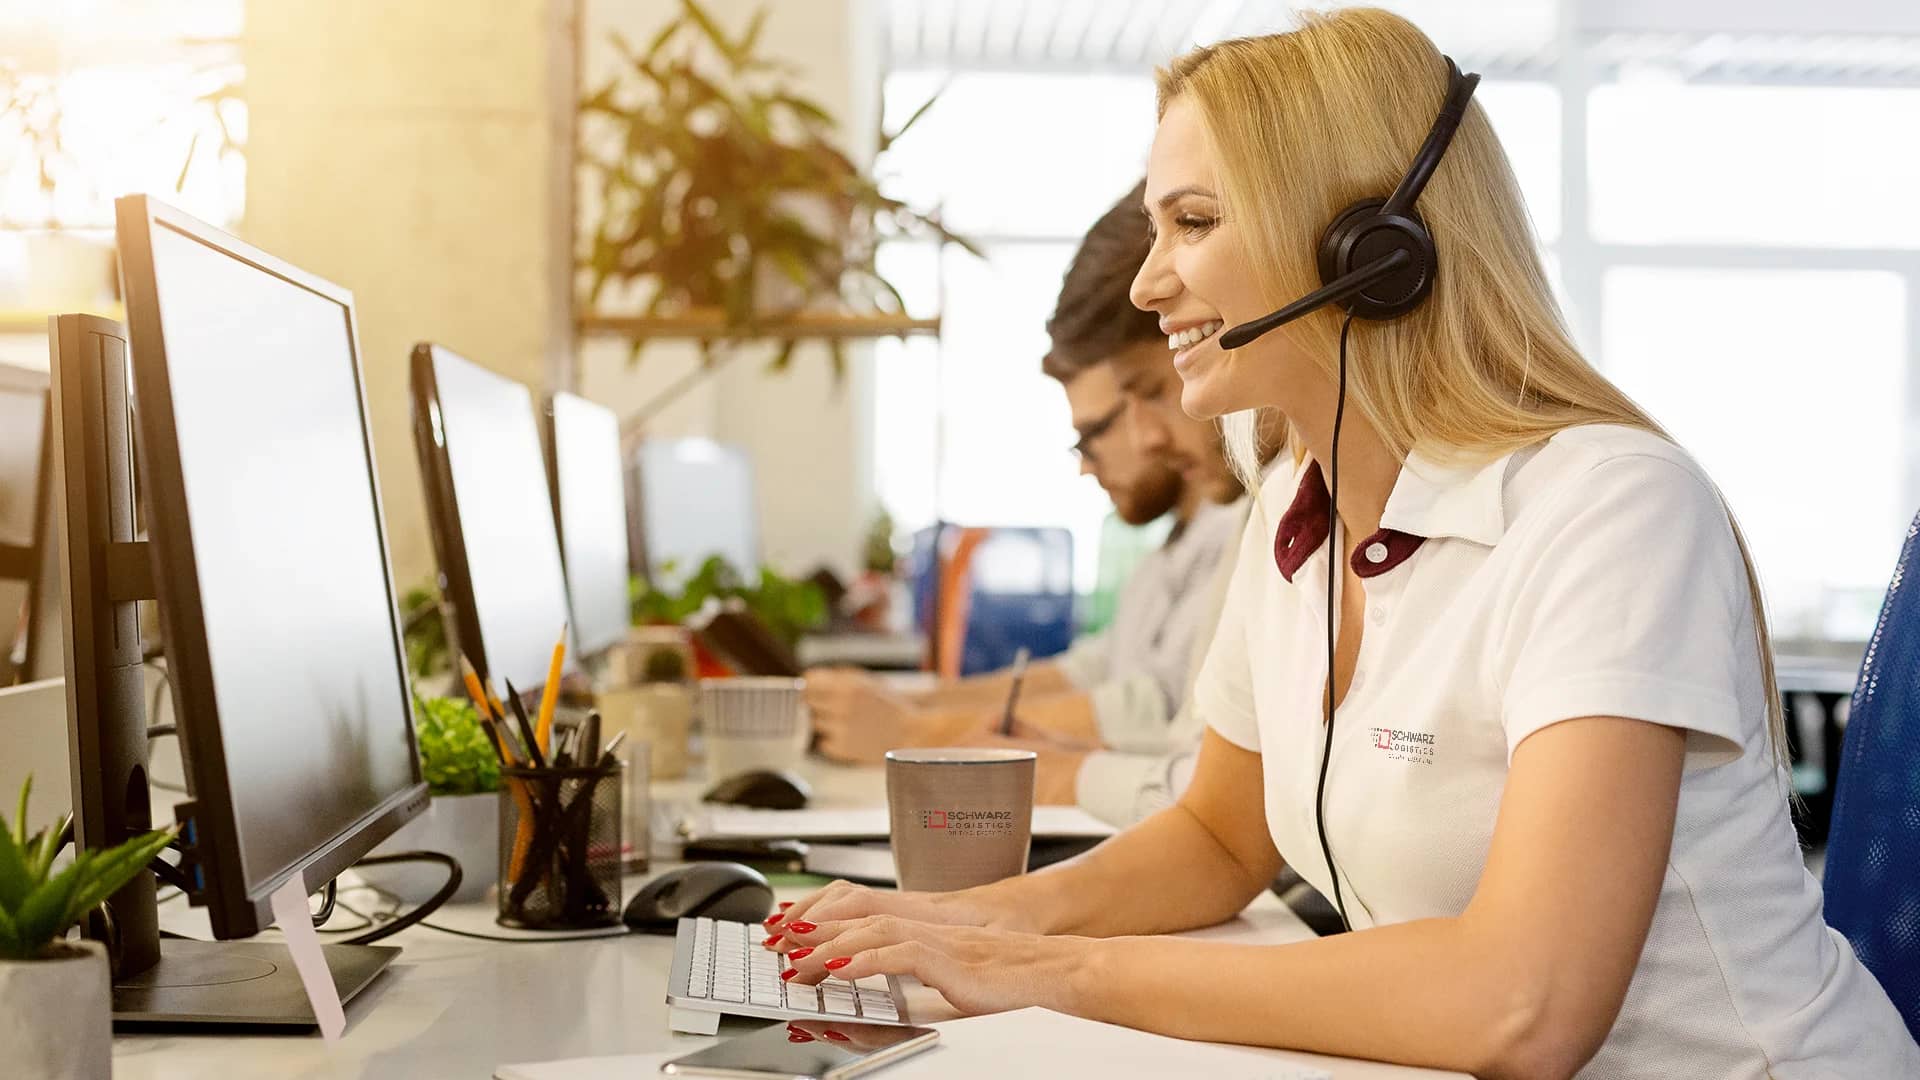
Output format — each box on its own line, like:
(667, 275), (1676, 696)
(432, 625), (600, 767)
(681, 805), (1116, 842)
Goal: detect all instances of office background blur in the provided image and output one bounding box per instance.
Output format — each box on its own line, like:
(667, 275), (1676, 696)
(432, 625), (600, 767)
(2, 0), (1916, 651)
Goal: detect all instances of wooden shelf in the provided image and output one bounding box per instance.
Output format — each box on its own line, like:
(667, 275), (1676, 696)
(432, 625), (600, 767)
(578, 309), (940, 341)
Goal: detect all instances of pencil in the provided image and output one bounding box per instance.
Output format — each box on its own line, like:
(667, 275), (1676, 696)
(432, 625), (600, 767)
(460, 658), (517, 766)
(997, 647), (1032, 737)
(535, 624), (567, 754)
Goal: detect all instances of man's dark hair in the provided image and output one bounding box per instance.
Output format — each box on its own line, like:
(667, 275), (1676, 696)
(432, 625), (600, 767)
(1042, 179), (1162, 383)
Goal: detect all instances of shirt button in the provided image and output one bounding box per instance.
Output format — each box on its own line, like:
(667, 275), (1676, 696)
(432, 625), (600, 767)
(1370, 604), (1387, 625)
(1364, 541), (1389, 564)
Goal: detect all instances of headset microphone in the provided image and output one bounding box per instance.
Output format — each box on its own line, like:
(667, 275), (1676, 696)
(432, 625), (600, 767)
(1216, 59), (1480, 352)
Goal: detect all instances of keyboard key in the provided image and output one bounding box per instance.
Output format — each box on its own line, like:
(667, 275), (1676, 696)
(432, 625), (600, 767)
(853, 974), (890, 992)
(823, 995), (858, 1016)
(862, 999), (898, 1021)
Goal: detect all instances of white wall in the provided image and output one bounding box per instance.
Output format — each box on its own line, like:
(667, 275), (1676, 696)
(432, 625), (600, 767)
(579, 0), (880, 580)
(242, 0), (576, 588)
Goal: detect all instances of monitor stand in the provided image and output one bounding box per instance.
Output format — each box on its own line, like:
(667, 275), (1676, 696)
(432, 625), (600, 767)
(112, 938), (397, 1029)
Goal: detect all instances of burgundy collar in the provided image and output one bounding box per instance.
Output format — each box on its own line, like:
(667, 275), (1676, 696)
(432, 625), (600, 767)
(1273, 461), (1426, 582)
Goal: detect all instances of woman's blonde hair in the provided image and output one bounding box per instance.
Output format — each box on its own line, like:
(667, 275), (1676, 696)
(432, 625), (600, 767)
(1157, 8), (1787, 771)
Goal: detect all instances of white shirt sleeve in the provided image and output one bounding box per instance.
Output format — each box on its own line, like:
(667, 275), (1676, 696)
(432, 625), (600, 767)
(1494, 453), (1751, 764)
(1086, 674), (1173, 753)
(1051, 630), (1110, 689)
(1192, 503), (1268, 753)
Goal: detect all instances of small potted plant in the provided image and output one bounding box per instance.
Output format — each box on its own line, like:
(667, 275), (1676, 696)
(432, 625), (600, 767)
(0, 777), (176, 1079)
(358, 696), (500, 904)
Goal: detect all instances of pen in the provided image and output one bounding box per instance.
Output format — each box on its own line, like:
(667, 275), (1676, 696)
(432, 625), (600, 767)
(599, 730), (627, 767)
(580, 711), (601, 770)
(997, 647), (1032, 737)
(535, 624), (568, 754)
(503, 678), (547, 770)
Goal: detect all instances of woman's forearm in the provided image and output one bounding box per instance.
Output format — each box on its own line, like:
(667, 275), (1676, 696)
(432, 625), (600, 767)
(1065, 918), (1560, 1080)
(966, 800), (1273, 937)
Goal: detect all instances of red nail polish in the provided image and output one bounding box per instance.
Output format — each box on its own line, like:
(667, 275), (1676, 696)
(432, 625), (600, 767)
(824, 957), (851, 971)
(787, 921), (818, 934)
(763, 914), (783, 928)
(762, 935), (782, 947)
(778, 901), (794, 910)
(787, 947), (814, 961)
(823, 1030), (850, 1042)
(780, 969), (799, 981)
(788, 1031), (814, 1043)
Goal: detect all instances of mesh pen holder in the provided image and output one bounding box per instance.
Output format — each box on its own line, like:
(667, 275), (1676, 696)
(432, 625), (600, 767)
(497, 762), (624, 930)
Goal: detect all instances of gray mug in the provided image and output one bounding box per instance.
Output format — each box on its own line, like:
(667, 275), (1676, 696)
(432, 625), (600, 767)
(885, 748), (1036, 892)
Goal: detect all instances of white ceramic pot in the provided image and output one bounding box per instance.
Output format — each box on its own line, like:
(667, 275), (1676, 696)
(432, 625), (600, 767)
(357, 792), (498, 904)
(0, 939), (111, 1079)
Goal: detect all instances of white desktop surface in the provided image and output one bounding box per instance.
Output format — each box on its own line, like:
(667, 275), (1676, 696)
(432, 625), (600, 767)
(113, 759), (1463, 1080)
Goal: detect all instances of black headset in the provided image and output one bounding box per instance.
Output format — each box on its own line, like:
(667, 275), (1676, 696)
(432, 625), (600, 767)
(1218, 57), (1480, 351)
(1217, 57), (1479, 933)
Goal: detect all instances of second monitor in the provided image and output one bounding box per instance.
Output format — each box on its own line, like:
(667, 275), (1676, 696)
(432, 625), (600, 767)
(411, 343), (578, 691)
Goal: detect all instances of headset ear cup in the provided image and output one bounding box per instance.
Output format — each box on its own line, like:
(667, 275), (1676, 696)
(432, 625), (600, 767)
(1316, 197), (1438, 320)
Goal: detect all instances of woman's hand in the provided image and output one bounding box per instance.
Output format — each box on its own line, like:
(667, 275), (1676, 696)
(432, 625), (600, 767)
(775, 915), (1099, 1019)
(764, 878), (1037, 956)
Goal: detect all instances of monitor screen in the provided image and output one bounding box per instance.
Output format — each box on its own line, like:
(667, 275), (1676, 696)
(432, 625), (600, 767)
(416, 345), (576, 692)
(132, 207), (421, 900)
(548, 392), (631, 660)
(635, 437), (759, 589)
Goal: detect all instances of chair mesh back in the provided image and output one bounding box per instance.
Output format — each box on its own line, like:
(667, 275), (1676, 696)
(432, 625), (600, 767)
(1824, 510), (1920, 1041)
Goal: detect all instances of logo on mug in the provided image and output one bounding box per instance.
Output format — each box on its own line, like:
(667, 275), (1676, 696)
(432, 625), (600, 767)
(917, 809), (1015, 834)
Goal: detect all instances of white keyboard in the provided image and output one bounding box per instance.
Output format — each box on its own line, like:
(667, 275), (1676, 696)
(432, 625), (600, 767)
(666, 917), (908, 1033)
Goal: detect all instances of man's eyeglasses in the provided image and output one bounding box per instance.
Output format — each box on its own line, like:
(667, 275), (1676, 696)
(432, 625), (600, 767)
(1071, 401), (1129, 462)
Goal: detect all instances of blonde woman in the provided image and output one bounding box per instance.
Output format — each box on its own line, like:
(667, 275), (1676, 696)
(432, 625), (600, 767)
(762, 11), (1920, 1078)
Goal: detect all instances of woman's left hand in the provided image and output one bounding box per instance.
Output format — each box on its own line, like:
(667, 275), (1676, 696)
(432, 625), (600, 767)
(775, 915), (1097, 1018)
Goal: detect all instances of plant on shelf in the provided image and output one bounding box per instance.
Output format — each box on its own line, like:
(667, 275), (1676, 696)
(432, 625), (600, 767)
(412, 695), (500, 798)
(631, 555), (827, 647)
(577, 0), (975, 372)
(0, 777), (177, 962)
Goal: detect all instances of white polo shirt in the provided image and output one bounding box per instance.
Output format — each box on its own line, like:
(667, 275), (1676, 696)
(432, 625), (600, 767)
(1195, 424), (1920, 1078)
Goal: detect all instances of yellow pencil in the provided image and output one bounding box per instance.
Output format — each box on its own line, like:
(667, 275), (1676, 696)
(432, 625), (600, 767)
(534, 624), (567, 755)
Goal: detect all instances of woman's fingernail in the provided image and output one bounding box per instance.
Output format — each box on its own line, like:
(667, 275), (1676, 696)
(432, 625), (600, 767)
(823, 1030), (850, 1042)
(780, 969), (800, 982)
(762, 935), (782, 947)
(763, 914), (783, 928)
(824, 957), (852, 971)
(778, 901), (794, 910)
(789, 1030), (814, 1043)
(787, 921), (818, 934)
(787, 947), (814, 961)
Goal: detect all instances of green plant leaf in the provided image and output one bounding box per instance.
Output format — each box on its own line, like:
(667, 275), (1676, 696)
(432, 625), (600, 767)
(0, 820), (32, 912)
(15, 774), (31, 849)
(65, 829), (177, 927)
(12, 858), (83, 957)
(0, 904), (23, 960)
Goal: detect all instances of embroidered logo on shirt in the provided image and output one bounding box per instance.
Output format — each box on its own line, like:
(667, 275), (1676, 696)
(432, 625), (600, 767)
(1369, 727), (1436, 765)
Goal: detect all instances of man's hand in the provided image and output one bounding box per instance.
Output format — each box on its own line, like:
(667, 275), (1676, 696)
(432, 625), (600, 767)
(803, 668), (987, 763)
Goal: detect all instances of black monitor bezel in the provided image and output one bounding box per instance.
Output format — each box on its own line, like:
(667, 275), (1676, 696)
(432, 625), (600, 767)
(115, 194), (427, 939)
(542, 390), (632, 660)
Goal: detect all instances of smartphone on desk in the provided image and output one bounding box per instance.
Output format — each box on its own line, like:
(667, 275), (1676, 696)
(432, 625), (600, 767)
(661, 1020), (938, 1079)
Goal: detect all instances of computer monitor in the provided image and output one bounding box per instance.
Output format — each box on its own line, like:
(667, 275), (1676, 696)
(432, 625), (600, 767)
(0, 362), (53, 684)
(631, 437), (760, 589)
(411, 343), (578, 692)
(543, 391), (632, 661)
(59, 194), (428, 1023)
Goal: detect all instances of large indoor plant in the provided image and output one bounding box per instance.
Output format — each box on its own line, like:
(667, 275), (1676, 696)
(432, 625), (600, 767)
(577, 0), (974, 371)
(358, 696), (500, 904)
(0, 777), (176, 1079)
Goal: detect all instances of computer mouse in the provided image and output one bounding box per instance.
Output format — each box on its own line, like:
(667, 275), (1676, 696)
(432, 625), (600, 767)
(702, 768), (812, 810)
(624, 862), (775, 934)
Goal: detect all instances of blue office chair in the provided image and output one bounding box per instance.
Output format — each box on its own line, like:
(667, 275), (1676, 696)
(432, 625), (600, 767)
(909, 524), (1075, 676)
(1823, 511), (1920, 1041)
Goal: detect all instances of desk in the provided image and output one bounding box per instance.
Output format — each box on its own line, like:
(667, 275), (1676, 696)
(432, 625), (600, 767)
(113, 760), (1463, 1080)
